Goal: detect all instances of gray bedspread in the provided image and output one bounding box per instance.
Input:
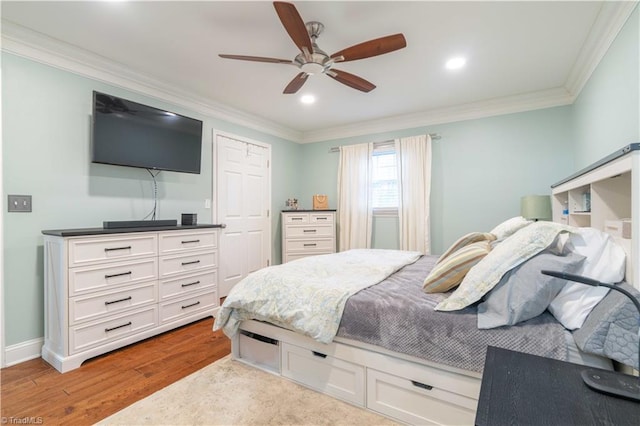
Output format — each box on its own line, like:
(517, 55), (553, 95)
(337, 255), (569, 373)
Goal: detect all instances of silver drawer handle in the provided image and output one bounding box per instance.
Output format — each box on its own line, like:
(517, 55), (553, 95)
(181, 239), (200, 244)
(181, 260), (201, 266)
(105, 296), (132, 306)
(316, 217), (328, 220)
(182, 301), (201, 309)
(303, 229), (317, 233)
(303, 243), (317, 247)
(411, 380), (433, 391)
(291, 217), (303, 221)
(181, 280), (201, 288)
(104, 271), (132, 279)
(104, 246), (132, 252)
(105, 322), (132, 332)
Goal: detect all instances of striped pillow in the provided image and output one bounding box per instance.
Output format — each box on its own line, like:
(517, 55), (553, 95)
(423, 241), (491, 293)
(438, 232), (496, 264)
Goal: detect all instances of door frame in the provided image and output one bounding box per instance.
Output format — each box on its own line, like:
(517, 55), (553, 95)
(211, 129), (273, 269)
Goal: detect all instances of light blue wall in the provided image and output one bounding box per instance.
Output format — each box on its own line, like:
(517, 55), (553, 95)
(2, 53), (300, 346)
(299, 107), (574, 254)
(298, 5), (640, 256)
(572, 6), (640, 167)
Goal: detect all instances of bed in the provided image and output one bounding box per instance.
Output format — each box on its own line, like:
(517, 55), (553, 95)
(213, 215), (638, 425)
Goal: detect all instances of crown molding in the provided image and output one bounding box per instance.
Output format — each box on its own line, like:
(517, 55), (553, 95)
(0, 21), (302, 143)
(564, 0), (638, 97)
(301, 88), (573, 143)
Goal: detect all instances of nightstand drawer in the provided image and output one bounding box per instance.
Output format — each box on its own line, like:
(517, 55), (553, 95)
(69, 281), (157, 325)
(159, 231), (217, 255)
(69, 258), (158, 296)
(285, 225), (334, 239)
(285, 239), (334, 252)
(68, 234), (157, 267)
(159, 251), (217, 279)
(159, 270), (217, 300)
(69, 306), (158, 354)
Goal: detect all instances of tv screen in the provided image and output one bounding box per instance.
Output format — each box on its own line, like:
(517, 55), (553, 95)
(91, 91), (203, 174)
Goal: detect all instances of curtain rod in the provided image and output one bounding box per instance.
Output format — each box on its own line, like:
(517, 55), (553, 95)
(328, 133), (440, 153)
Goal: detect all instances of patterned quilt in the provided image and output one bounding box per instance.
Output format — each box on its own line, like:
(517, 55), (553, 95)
(213, 249), (421, 343)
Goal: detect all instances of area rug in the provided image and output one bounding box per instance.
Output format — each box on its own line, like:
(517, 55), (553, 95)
(98, 355), (397, 425)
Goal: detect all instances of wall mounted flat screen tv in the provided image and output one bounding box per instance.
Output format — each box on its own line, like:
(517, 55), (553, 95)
(91, 91), (203, 174)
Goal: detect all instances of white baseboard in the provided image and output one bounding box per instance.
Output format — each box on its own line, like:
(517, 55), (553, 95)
(4, 338), (43, 367)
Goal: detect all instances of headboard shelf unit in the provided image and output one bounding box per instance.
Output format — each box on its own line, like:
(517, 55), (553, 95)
(551, 144), (639, 288)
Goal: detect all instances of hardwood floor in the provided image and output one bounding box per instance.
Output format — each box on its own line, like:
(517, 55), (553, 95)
(1, 317), (231, 425)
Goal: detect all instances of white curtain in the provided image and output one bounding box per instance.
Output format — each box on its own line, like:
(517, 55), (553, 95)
(337, 143), (373, 251)
(396, 134), (432, 254)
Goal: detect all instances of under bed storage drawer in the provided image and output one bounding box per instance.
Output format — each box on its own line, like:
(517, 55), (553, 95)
(281, 342), (365, 406)
(238, 330), (280, 373)
(367, 368), (477, 425)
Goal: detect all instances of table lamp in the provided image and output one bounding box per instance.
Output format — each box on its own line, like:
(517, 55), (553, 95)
(521, 195), (552, 221)
(541, 270), (640, 402)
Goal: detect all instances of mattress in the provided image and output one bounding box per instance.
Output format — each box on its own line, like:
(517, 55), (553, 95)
(337, 255), (612, 372)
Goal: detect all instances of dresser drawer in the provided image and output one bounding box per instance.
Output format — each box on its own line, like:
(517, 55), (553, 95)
(159, 231), (217, 255)
(285, 225), (334, 239)
(310, 213), (334, 224)
(281, 342), (365, 406)
(159, 270), (217, 300)
(284, 213), (309, 224)
(69, 258), (158, 296)
(285, 239), (334, 252)
(68, 234), (157, 267)
(159, 251), (217, 279)
(366, 368), (477, 425)
(69, 306), (158, 354)
(159, 291), (217, 324)
(69, 282), (157, 325)
(284, 253), (319, 263)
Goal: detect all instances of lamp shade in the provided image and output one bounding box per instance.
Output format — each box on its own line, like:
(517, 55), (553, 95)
(521, 195), (552, 221)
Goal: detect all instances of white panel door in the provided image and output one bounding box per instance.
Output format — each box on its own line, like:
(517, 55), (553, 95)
(215, 133), (271, 297)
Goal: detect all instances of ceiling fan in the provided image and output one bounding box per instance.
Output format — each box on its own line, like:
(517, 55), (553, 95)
(219, 1), (407, 94)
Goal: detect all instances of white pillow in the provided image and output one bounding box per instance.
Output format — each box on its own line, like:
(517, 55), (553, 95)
(548, 228), (626, 330)
(436, 221), (573, 311)
(489, 216), (533, 241)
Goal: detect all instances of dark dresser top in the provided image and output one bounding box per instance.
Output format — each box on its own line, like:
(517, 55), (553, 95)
(42, 224), (223, 237)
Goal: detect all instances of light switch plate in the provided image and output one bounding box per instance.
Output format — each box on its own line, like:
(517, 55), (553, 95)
(8, 195), (32, 212)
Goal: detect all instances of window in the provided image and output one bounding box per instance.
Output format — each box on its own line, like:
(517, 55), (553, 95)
(371, 145), (398, 212)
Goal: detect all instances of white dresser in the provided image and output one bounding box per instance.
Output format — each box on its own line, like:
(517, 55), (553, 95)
(42, 225), (220, 372)
(281, 210), (336, 263)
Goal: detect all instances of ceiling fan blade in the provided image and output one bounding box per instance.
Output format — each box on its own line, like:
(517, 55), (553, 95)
(283, 72), (308, 94)
(327, 69), (376, 93)
(273, 1), (313, 56)
(330, 34), (407, 62)
(219, 54), (293, 64)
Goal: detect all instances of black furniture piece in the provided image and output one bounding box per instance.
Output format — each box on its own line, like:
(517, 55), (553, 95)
(476, 346), (640, 426)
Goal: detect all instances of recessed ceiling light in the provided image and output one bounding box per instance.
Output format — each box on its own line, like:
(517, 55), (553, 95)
(300, 94), (316, 104)
(445, 57), (466, 70)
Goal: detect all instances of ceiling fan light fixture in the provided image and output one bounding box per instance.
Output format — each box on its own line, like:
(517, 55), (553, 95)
(446, 56), (467, 70)
(300, 62), (326, 75)
(220, 2), (407, 94)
